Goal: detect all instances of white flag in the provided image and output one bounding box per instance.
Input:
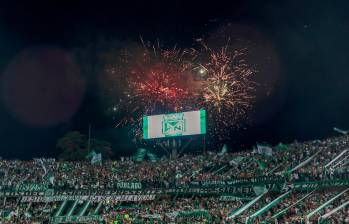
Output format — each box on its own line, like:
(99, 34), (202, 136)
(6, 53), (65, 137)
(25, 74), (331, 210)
(257, 144), (273, 156)
(91, 153), (102, 165)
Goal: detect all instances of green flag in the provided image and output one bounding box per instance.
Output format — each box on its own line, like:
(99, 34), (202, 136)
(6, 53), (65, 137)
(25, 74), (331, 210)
(218, 144), (228, 156)
(133, 148), (147, 162)
(147, 151), (158, 162)
(254, 157), (268, 170)
(275, 142), (288, 151)
(86, 150), (97, 159)
(43, 172), (55, 185)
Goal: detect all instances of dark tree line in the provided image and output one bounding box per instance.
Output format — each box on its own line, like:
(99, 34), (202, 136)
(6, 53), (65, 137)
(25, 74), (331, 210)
(56, 131), (113, 161)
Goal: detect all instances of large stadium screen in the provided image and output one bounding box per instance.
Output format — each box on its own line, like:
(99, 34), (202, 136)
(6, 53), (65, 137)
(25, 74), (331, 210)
(143, 110), (206, 139)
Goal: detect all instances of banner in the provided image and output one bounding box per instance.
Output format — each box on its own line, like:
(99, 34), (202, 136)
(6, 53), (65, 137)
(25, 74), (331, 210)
(1, 179), (348, 200)
(191, 176), (285, 186)
(21, 193), (156, 202)
(141, 214), (162, 219)
(2, 186), (255, 198)
(15, 184), (48, 192)
(170, 209), (211, 219)
(219, 195), (254, 201)
(116, 182), (142, 190)
(49, 215), (103, 223)
(292, 179), (349, 191)
(33, 158), (55, 163)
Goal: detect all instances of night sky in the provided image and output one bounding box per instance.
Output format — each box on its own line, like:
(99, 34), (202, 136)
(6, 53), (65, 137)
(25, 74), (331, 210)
(1, 0), (349, 159)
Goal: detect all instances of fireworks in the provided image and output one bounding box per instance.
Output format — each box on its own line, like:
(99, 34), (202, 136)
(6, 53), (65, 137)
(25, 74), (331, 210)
(104, 39), (198, 140)
(197, 42), (256, 138)
(104, 38), (256, 141)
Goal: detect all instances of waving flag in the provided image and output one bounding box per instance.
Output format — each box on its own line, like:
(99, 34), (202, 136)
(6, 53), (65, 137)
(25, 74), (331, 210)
(43, 172), (55, 185)
(91, 153), (102, 165)
(333, 127), (348, 135)
(86, 150), (97, 159)
(218, 144), (228, 156)
(133, 148), (147, 162)
(147, 151), (159, 162)
(275, 142), (288, 151)
(256, 143), (273, 156)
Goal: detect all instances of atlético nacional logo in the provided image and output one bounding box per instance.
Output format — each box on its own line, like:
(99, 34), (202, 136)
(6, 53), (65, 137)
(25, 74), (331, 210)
(162, 113), (186, 137)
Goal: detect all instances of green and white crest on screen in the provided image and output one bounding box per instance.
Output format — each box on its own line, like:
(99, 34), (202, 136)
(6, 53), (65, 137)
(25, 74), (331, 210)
(143, 110), (206, 139)
(162, 113), (186, 137)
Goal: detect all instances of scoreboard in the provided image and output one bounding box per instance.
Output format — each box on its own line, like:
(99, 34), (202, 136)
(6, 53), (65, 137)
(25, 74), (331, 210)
(143, 110), (206, 139)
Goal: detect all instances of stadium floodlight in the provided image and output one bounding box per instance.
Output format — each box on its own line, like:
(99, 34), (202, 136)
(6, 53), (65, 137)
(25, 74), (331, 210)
(143, 110), (206, 139)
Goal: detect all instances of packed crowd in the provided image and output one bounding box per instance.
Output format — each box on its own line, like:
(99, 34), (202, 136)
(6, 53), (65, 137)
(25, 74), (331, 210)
(0, 135), (348, 223)
(1, 135), (349, 189)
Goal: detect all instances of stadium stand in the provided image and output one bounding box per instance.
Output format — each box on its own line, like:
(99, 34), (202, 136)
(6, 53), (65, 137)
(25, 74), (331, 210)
(0, 135), (348, 223)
